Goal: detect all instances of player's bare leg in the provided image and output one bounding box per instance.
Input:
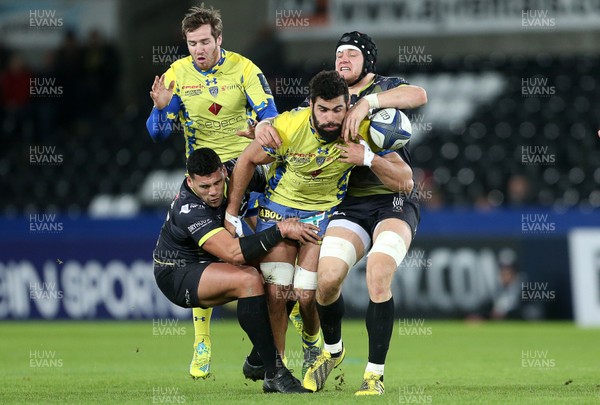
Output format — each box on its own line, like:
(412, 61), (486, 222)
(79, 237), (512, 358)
(197, 263), (310, 394)
(304, 227), (365, 391)
(294, 242), (322, 376)
(356, 218), (412, 396)
(259, 240), (297, 359)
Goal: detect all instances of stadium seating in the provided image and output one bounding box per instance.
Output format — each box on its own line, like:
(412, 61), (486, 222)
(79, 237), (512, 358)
(2, 54), (598, 216)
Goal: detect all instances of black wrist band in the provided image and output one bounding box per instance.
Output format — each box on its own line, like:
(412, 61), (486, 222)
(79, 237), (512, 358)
(239, 224), (283, 262)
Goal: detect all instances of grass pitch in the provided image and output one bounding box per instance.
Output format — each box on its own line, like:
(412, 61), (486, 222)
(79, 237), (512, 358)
(0, 319), (598, 404)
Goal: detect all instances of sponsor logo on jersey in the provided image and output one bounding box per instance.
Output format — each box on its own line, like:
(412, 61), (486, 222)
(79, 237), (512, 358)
(184, 89), (203, 96)
(205, 78), (217, 86)
(259, 207), (283, 221)
(208, 102), (222, 115)
(197, 115), (244, 130)
(188, 219), (212, 234)
(310, 169), (323, 178)
(179, 203), (199, 214)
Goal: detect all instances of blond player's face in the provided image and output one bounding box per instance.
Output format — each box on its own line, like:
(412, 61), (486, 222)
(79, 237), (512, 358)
(335, 49), (364, 84)
(186, 24), (222, 71)
(186, 167), (226, 208)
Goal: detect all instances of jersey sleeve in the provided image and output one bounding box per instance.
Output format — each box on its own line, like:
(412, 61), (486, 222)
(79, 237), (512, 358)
(176, 207), (224, 247)
(299, 96), (309, 108)
(379, 76), (409, 90)
(242, 62), (278, 120)
(146, 67), (182, 142)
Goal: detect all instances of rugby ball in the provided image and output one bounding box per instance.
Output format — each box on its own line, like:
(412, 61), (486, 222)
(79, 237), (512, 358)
(369, 108), (412, 150)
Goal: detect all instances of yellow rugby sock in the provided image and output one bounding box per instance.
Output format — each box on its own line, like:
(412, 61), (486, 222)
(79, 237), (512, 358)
(192, 307), (212, 342)
(302, 329), (321, 349)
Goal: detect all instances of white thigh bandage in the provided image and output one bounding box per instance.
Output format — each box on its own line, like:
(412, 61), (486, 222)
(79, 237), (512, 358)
(367, 231), (407, 267)
(327, 219), (371, 250)
(293, 266), (317, 290)
(260, 262), (294, 286)
(319, 236), (358, 269)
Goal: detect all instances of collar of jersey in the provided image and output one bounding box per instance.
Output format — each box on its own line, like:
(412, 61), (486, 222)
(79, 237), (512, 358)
(356, 76), (377, 98)
(192, 48), (227, 76)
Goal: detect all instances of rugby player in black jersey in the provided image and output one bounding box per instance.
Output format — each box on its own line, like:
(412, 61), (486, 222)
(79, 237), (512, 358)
(153, 147), (318, 393)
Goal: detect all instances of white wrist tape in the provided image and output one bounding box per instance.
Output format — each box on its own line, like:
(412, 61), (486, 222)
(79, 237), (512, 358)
(363, 93), (380, 109)
(225, 212), (244, 237)
(359, 140), (375, 167)
(255, 120), (272, 130)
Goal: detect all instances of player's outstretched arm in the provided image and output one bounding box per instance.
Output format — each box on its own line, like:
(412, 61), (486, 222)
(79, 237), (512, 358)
(146, 75), (180, 142)
(203, 220), (320, 266)
(225, 141), (275, 234)
(376, 84), (427, 110)
(342, 85), (427, 141)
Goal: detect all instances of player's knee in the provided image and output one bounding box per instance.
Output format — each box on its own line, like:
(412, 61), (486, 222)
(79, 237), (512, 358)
(316, 276), (342, 304)
(260, 262), (294, 286)
(367, 231), (408, 268)
(367, 283), (392, 302)
(319, 236), (358, 269)
(238, 266), (264, 296)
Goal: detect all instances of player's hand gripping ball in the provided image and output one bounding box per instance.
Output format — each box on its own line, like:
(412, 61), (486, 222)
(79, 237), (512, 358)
(369, 108), (412, 150)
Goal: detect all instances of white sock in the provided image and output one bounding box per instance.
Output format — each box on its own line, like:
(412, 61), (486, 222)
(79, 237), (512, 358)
(365, 362), (384, 375)
(324, 340), (343, 355)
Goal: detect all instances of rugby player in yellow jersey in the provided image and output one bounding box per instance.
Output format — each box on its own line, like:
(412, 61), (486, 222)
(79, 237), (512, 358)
(145, 4), (278, 379)
(225, 70), (385, 382)
(256, 32), (427, 395)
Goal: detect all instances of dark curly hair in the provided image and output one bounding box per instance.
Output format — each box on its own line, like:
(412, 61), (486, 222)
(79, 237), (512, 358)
(309, 70), (349, 104)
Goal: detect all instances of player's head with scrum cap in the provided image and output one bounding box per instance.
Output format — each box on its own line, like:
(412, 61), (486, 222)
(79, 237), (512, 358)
(182, 4), (223, 71)
(335, 31), (378, 85)
(186, 147), (227, 207)
(309, 70), (349, 143)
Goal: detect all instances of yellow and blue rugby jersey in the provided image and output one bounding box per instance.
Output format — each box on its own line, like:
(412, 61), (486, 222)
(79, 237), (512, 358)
(161, 49), (277, 161)
(297, 75), (413, 197)
(263, 107), (370, 212)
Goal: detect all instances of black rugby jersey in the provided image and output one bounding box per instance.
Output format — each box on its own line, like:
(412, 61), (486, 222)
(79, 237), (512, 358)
(153, 179), (225, 265)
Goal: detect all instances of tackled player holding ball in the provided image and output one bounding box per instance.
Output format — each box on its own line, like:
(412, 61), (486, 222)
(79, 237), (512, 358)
(256, 32), (427, 395)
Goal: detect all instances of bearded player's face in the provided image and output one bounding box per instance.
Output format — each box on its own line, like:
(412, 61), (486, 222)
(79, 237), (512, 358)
(311, 95), (348, 142)
(186, 24), (222, 71)
(335, 48), (364, 84)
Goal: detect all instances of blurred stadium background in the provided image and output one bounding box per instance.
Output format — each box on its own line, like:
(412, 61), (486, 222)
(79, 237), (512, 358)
(1, 0), (600, 327)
